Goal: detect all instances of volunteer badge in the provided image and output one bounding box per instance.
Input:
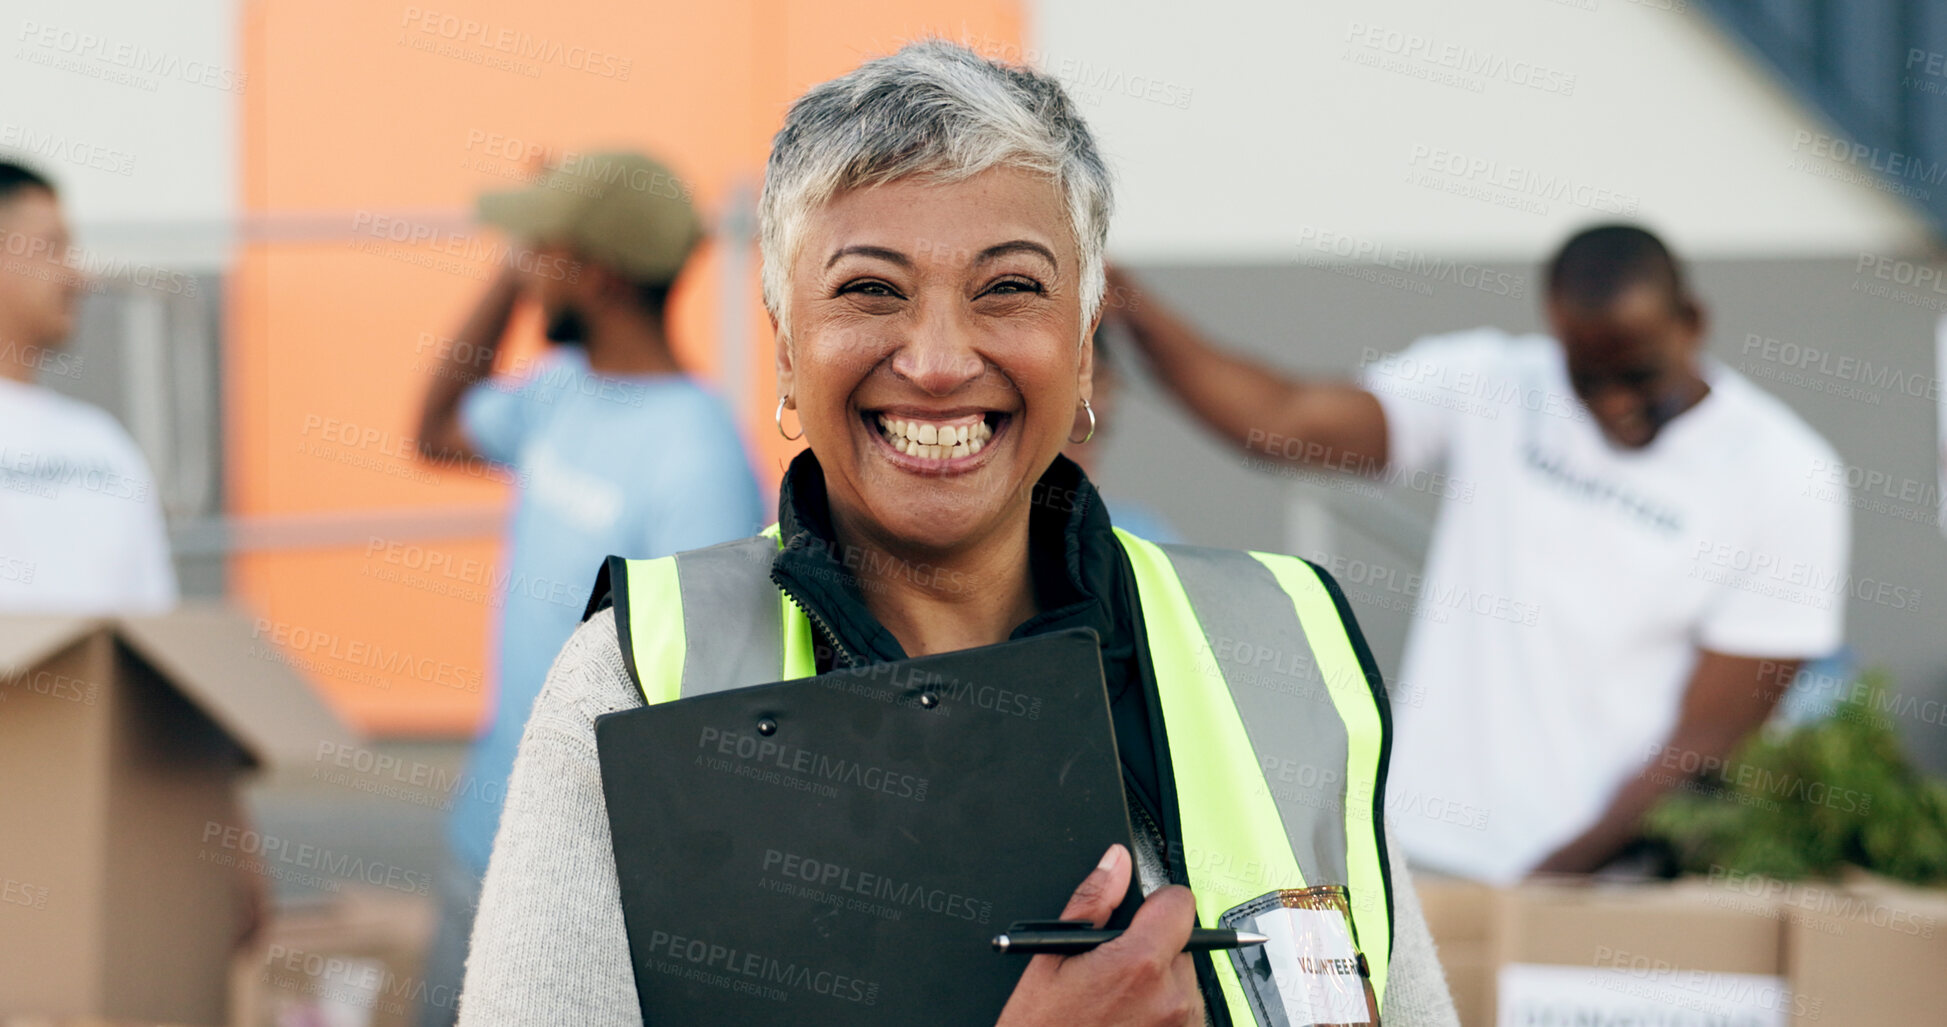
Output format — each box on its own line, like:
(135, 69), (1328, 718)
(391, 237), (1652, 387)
(1219, 886), (1377, 1026)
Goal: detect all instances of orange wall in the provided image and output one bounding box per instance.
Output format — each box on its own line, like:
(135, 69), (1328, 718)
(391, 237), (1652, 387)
(233, 0), (1023, 734)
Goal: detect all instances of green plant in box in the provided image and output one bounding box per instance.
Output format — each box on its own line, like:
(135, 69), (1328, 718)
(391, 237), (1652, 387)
(1643, 669), (1947, 884)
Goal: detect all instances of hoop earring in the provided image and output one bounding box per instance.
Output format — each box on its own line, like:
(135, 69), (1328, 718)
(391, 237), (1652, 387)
(775, 396), (804, 441)
(1068, 398), (1096, 445)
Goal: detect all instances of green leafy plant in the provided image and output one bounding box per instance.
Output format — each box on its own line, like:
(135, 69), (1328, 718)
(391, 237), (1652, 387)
(1643, 669), (1947, 884)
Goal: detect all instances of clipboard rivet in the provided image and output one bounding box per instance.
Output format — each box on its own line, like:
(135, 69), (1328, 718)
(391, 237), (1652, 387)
(918, 692), (940, 709)
(756, 717), (778, 736)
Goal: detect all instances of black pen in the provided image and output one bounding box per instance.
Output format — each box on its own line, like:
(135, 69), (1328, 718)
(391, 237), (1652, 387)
(992, 927), (1270, 955)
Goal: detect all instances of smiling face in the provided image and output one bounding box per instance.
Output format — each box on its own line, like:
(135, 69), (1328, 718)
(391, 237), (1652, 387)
(776, 165), (1095, 557)
(1550, 280), (1706, 449)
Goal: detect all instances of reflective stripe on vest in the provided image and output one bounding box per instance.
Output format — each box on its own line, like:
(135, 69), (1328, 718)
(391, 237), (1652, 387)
(1114, 529), (1392, 1009)
(602, 526), (1393, 1020)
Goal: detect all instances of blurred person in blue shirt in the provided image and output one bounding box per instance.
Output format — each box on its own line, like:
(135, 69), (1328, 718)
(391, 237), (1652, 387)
(413, 152), (762, 1025)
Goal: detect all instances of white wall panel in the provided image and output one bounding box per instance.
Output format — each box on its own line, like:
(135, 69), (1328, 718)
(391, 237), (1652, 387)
(2, 0), (238, 269)
(1030, 0), (1931, 261)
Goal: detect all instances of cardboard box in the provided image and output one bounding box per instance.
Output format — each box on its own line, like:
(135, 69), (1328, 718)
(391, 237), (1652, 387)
(1417, 870), (1946, 1023)
(1494, 877), (1794, 1026)
(1413, 873), (1499, 1026)
(1781, 874), (1947, 1024)
(0, 607), (353, 1027)
(229, 886), (437, 1027)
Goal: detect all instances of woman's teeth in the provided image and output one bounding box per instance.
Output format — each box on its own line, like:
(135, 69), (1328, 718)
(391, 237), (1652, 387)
(876, 415), (994, 461)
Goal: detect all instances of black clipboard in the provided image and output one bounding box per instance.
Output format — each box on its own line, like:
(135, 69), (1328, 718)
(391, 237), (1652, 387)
(594, 628), (1143, 1026)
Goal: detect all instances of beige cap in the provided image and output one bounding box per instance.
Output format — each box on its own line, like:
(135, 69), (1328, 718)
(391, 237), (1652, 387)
(477, 151), (703, 284)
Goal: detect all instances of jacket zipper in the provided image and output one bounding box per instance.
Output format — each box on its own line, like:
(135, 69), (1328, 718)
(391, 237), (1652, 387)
(1128, 791), (1169, 873)
(773, 575), (857, 669)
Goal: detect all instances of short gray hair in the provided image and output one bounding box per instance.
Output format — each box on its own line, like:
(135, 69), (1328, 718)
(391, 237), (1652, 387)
(760, 39), (1113, 339)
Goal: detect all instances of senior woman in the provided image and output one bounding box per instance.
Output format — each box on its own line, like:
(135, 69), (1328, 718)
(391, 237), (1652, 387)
(458, 40), (1457, 1027)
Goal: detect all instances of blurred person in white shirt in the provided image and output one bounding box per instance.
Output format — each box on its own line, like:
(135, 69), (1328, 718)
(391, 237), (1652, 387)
(1112, 225), (1848, 883)
(0, 160), (176, 613)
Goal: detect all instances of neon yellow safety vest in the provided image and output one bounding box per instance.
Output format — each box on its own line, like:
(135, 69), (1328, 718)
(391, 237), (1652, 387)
(592, 526), (1396, 1024)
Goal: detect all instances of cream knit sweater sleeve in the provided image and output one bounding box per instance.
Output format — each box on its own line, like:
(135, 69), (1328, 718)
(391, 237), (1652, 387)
(457, 610), (1460, 1026)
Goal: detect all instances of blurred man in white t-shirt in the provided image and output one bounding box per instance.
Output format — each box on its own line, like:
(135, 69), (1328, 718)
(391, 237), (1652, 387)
(1113, 226), (1847, 883)
(0, 161), (176, 613)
